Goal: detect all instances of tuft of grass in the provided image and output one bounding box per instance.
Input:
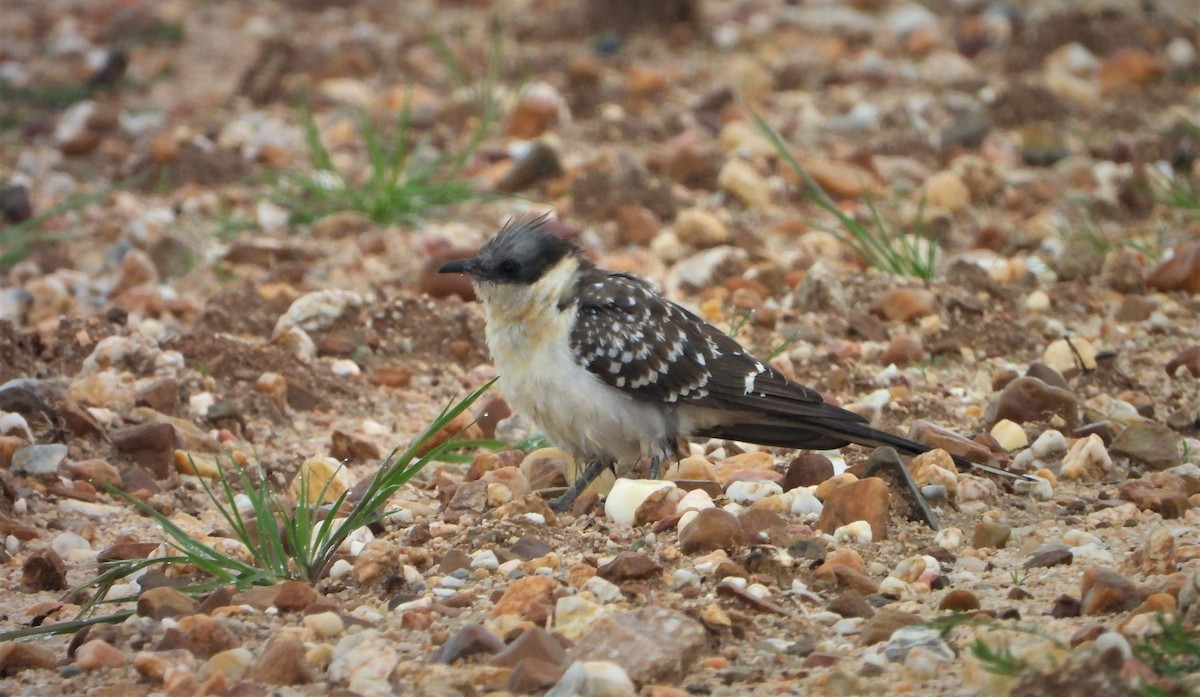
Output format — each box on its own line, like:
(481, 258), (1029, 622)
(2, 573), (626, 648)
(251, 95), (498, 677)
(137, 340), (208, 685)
(969, 637), (1033, 677)
(764, 330), (803, 362)
(275, 23), (506, 227)
(752, 111), (940, 279)
(724, 307), (754, 337)
(274, 99), (493, 227)
(0, 380), (494, 642)
(1061, 212), (1164, 260)
(1157, 174), (1199, 219)
(1134, 615), (1200, 686)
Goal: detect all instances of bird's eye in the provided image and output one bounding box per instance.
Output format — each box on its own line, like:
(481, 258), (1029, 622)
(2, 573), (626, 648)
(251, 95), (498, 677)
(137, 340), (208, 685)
(498, 259), (520, 276)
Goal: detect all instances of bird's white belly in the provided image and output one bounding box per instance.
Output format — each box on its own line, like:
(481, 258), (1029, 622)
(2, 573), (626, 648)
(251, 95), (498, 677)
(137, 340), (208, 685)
(487, 321), (670, 464)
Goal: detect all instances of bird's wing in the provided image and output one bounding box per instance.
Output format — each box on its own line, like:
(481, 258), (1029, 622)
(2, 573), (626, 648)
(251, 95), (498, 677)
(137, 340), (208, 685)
(568, 269), (861, 423)
(567, 269), (1035, 479)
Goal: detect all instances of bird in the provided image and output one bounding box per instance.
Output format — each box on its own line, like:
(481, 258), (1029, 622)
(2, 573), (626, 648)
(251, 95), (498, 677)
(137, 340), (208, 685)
(438, 214), (1027, 518)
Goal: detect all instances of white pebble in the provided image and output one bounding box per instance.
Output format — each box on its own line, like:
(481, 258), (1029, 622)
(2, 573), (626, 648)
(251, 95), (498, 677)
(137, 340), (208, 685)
(304, 611), (345, 638)
(1060, 434), (1112, 482)
(990, 419), (1028, 451)
(1043, 337), (1097, 374)
(833, 520), (873, 545)
(51, 531), (91, 557)
(582, 576), (623, 603)
(188, 392), (215, 416)
(831, 617), (867, 635)
(934, 527), (963, 551)
(1031, 429), (1068, 459)
(497, 559), (523, 576)
(328, 558), (353, 580)
(331, 359), (361, 377)
(546, 661), (635, 697)
(0, 412), (33, 440)
(470, 550), (499, 571)
(1024, 290), (1051, 312)
(523, 513), (546, 525)
(955, 556), (987, 573)
(790, 488), (823, 516)
(676, 488), (714, 513)
(1094, 631), (1132, 659)
(1063, 530), (1098, 547)
(725, 480), (783, 503)
(391, 596), (431, 613)
(878, 576), (910, 599)
(671, 569), (700, 589)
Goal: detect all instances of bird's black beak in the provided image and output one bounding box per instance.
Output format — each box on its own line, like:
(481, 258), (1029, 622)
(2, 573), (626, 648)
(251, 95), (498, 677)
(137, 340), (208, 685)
(438, 258), (478, 276)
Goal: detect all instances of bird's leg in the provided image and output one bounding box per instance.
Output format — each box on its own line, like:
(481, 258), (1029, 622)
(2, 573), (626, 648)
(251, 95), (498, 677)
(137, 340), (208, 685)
(863, 447), (939, 531)
(648, 455), (662, 480)
(549, 460), (612, 513)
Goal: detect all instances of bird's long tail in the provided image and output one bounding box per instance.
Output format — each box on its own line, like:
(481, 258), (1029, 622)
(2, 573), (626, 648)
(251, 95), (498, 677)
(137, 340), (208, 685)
(697, 417), (1030, 480)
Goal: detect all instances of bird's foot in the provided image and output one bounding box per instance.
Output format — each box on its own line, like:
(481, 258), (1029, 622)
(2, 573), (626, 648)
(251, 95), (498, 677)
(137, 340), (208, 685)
(647, 456), (662, 480)
(548, 460), (612, 514)
(864, 447), (939, 531)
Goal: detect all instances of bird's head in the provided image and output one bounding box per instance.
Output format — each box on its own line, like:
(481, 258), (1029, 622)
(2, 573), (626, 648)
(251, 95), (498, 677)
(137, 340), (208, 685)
(438, 214), (582, 287)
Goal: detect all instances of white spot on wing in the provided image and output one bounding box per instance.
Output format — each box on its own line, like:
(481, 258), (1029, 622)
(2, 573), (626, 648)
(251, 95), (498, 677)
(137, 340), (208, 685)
(744, 372), (756, 394)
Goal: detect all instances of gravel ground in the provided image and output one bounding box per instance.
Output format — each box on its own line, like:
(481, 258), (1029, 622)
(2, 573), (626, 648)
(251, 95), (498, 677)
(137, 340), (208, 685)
(1, 0), (1199, 696)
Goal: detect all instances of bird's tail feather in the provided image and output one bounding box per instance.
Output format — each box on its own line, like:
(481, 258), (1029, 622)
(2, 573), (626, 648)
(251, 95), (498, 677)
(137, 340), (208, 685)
(802, 417), (1029, 480)
(701, 417), (1029, 480)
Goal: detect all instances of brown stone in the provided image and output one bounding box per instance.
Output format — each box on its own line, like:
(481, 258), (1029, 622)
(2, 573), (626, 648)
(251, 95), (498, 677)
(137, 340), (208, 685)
(565, 607), (706, 685)
(329, 430), (381, 462)
(506, 657), (564, 694)
(783, 453), (834, 490)
(597, 552), (661, 582)
(860, 609), (922, 645)
(1166, 345), (1200, 379)
(634, 486), (685, 525)
(679, 508), (749, 554)
(827, 590), (875, 618)
(938, 589), (981, 612)
(1119, 472), (1190, 518)
(1122, 528), (1177, 576)
(1099, 48), (1166, 95)
(432, 622), (506, 664)
(490, 575), (557, 620)
(870, 288), (937, 322)
(816, 477), (891, 541)
(273, 581), (317, 612)
(110, 422), (177, 479)
(972, 521), (1011, 549)
(22, 548), (67, 591)
(75, 639), (126, 670)
(1080, 567), (1140, 616)
(170, 615), (239, 658)
(907, 420), (995, 463)
(246, 639), (313, 685)
(67, 458), (122, 486)
(984, 376), (1079, 429)
(1109, 422), (1182, 471)
(137, 586), (199, 620)
(0, 642), (57, 676)
(879, 335), (926, 366)
(0, 435), (24, 468)
(135, 378), (179, 412)
(615, 205), (659, 245)
(489, 626), (567, 669)
(1147, 240), (1200, 293)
